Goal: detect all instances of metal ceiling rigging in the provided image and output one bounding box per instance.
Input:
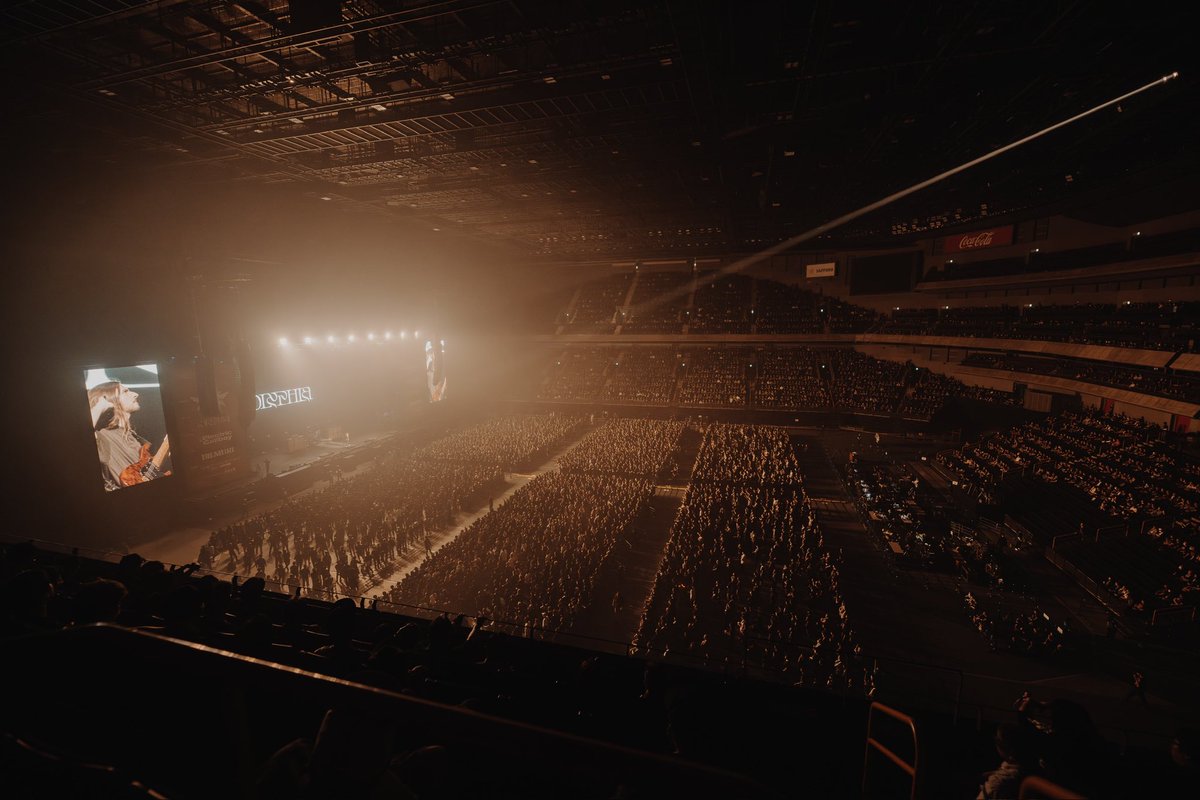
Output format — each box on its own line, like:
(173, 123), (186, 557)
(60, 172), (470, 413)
(4, 1), (1197, 259)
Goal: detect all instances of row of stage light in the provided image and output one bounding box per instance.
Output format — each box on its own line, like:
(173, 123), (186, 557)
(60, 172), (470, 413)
(278, 331), (425, 347)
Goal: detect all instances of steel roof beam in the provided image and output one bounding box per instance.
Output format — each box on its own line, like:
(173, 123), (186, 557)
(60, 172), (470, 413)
(80, 0), (507, 90)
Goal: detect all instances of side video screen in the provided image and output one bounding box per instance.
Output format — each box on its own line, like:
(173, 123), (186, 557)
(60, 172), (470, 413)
(85, 364), (172, 491)
(426, 339), (446, 402)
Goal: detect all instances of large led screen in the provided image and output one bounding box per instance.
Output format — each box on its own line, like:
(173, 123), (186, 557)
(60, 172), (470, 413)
(85, 364), (172, 491)
(426, 339), (447, 402)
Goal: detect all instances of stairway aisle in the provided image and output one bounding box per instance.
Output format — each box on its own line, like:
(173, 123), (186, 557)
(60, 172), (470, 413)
(563, 425), (705, 651)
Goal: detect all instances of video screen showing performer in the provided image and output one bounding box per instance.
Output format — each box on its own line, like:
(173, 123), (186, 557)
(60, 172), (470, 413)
(85, 364), (172, 492)
(425, 339), (447, 402)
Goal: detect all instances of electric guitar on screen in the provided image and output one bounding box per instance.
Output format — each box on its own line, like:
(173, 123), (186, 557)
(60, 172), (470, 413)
(119, 436), (172, 486)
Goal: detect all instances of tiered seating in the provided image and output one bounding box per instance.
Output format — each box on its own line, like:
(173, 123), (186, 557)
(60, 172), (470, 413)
(752, 279), (824, 333)
(937, 412), (1200, 616)
(533, 345), (1013, 416)
(690, 273), (752, 333)
(622, 271), (689, 333)
(1130, 225), (1200, 258)
(827, 349), (906, 414)
(600, 347), (678, 405)
(0, 542), (789, 798)
(827, 296), (879, 333)
(934, 304), (1021, 338)
(875, 303), (1199, 351)
(899, 368), (1017, 419)
(677, 347), (749, 407)
(755, 347), (830, 409)
(875, 307), (937, 336)
(963, 352), (1200, 401)
(564, 273), (631, 333)
(922, 255), (1027, 282)
(538, 347), (613, 402)
(556, 268), (1197, 354)
(1018, 302), (1200, 352)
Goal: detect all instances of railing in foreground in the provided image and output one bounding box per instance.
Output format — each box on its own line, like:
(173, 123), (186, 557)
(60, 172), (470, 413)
(863, 701), (920, 800)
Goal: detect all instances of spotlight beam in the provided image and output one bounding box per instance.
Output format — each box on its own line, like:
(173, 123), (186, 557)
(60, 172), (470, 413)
(628, 71), (1180, 317)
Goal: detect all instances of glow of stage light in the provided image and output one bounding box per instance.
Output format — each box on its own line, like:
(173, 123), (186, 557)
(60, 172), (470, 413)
(414, 330), (420, 338)
(278, 337), (288, 347)
(367, 332), (376, 341)
(400, 331), (407, 340)
(348, 333), (357, 342)
(303, 336), (314, 345)
(384, 331), (393, 340)
(327, 335), (336, 343)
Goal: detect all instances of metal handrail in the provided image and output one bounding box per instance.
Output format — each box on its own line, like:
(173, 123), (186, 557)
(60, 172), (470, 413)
(863, 701), (920, 800)
(1018, 774), (1086, 799)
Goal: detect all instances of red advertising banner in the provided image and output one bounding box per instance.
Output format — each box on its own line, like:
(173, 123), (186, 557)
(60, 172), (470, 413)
(166, 360), (251, 491)
(942, 225), (1014, 254)
(1172, 415), (1192, 434)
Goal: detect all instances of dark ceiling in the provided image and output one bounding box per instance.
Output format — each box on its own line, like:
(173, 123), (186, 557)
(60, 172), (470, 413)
(4, 1), (1198, 260)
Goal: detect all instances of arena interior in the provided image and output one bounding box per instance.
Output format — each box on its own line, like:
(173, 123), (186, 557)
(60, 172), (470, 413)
(4, 3), (1200, 798)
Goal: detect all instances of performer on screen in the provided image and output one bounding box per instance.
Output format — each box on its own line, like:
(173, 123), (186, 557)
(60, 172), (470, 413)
(89, 382), (171, 491)
(425, 340), (447, 402)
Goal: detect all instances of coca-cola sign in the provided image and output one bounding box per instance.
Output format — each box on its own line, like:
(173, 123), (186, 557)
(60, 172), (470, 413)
(943, 225), (1014, 253)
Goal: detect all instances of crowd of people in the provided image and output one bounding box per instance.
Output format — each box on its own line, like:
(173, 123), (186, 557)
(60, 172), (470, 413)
(937, 411), (1200, 618)
(689, 273), (753, 334)
(560, 273), (631, 333)
(675, 347), (749, 407)
(1145, 522), (1200, 608)
(0, 538), (771, 797)
(382, 470), (653, 634)
(940, 412), (1196, 523)
(875, 301), (1200, 353)
(962, 352), (1200, 402)
(898, 368), (1017, 419)
(553, 272), (887, 336)
(621, 271), (690, 333)
(601, 347), (679, 405)
(201, 455), (503, 597)
(556, 417), (684, 478)
(973, 691), (1200, 800)
(4, 537), (1193, 800)
(556, 268), (1199, 355)
(963, 591), (1070, 657)
(413, 413), (583, 470)
(538, 347), (613, 402)
(752, 279), (824, 333)
(755, 348), (830, 409)
(692, 424), (802, 485)
(827, 349), (907, 414)
(636, 425), (864, 690)
(198, 415), (594, 597)
(534, 344), (1016, 416)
